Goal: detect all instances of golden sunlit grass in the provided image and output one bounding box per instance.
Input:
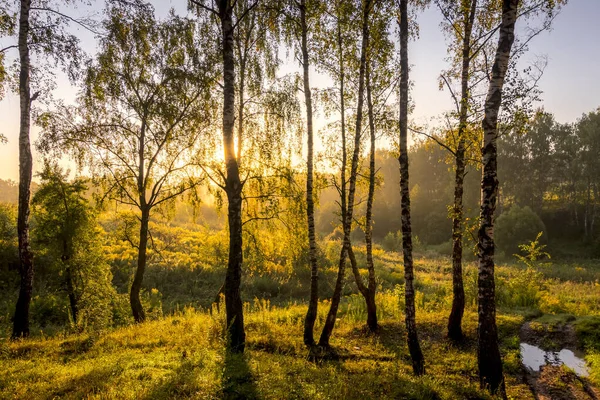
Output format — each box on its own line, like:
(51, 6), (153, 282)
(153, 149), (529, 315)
(2, 254), (600, 399)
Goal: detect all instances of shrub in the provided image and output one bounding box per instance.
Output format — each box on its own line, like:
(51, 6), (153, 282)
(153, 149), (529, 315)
(382, 231), (401, 252)
(495, 205), (546, 256)
(496, 268), (544, 309)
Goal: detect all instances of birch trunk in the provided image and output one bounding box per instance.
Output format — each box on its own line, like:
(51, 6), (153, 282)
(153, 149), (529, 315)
(130, 118), (149, 323)
(319, 0), (371, 347)
(300, 0), (320, 346)
(221, 3), (246, 353)
(477, 0), (519, 395)
(448, 0), (477, 342)
(317, 7), (347, 347)
(13, 0), (34, 339)
(352, 59), (378, 333)
(131, 207), (149, 323)
(399, 0), (425, 376)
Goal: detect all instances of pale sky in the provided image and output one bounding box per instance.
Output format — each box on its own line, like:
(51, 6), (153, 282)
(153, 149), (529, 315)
(0, 0), (598, 181)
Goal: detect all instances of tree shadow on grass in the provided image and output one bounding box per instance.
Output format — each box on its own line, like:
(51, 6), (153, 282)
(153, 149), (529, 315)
(50, 365), (122, 399)
(222, 351), (260, 400)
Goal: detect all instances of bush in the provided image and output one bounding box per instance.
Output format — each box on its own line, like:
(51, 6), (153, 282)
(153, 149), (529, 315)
(382, 231), (401, 252)
(496, 268), (544, 309)
(31, 294), (69, 328)
(495, 205), (546, 256)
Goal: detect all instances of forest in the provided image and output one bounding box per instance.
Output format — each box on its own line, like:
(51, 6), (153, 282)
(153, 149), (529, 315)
(0, 0), (599, 399)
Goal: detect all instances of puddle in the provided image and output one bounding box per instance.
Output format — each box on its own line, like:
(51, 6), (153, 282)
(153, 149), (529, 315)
(521, 342), (589, 377)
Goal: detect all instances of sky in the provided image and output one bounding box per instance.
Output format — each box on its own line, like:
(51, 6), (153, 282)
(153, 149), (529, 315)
(0, 0), (598, 181)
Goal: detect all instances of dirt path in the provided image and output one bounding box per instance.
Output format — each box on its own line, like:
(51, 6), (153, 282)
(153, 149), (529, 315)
(520, 321), (599, 400)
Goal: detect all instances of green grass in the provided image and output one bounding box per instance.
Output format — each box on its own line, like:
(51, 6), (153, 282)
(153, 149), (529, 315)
(0, 303), (529, 399)
(2, 252), (600, 399)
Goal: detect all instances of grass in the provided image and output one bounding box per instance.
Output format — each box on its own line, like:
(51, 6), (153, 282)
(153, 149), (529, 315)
(1, 250), (600, 399)
(0, 303), (528, 399)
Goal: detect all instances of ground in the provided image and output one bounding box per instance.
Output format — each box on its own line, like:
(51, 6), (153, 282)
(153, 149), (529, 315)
(1, 254), (600, 399)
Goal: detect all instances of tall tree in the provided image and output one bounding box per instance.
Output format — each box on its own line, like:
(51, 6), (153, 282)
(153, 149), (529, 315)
(40, 4), (211, 323)
(13, 0), (35, 339)
(319, 0), (371, 347)
(432, 0), (559, 341)
(281, 0), (321, 346)
(398, 0), (425, 376)
(351, 54), (379, 333)
(477, 0), (519, 395)
(347, 2), (396, 332)
(192, 0), (298, 352)
(300, 0), (319, 347)
(444, 0), (478, 342)
(11, 0), (89, 338)
(190, 0), (259, 353)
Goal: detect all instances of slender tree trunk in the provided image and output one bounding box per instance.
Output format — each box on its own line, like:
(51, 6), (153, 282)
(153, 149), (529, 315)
(318, 7), (347, 347)
(399, 0), (425, 376)
(319, 0), (371, 347)
(59, 182), (78, 325)
(65, 264), (78, 325)
(477, 0), (518, 396)
(585, 177), (591, 240)
(301, 0), (320, 347)
(352, 59), (378, 333)
(448, 0), (477, 342)
(131, 207), (149, 323)
(348, 242), (377, 331)
(13, 0), (34, 339)
(221, 3), (246, 353)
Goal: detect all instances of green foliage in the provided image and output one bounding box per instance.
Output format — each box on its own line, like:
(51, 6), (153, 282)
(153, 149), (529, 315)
(31, 163), (117, 332)
(575, 316), (600, 352)
(382, 230), (401, 252)
(495, 205), (546, 256)
(496, 267), (544, 309)
(514, 231), (551, 269)
(0, 202), (18, 278)
(0, 203), (18, 332)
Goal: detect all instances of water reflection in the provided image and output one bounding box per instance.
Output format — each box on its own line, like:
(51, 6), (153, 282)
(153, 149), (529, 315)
(520, 342), (589, 377)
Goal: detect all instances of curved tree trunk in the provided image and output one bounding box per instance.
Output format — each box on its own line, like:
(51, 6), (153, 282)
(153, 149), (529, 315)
(448, 0), (477, 342)
(13, 0), (34, 340)
(351, 59), (378, 333)
(65, 264), (78, 325)
(319, 0), (371, 347)
(448, 144), (466, 340)
(477, 0), (518, 396)
(399, 0), (425, 376)
(221, 3), (246, 353)
(301, 0), (320, 347)
(131, 207), (149, 323)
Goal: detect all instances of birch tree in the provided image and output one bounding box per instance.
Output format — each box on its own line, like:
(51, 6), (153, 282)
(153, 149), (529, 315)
(319, 0), (372, 347)
(398, 0), (425, 376)
(430, 0), (563, 341)
(350, 0), (395, 333)
(280, 0), (321, 346)
(40, 3), (212, 323)
(477, 0), (518, 395)
(8, 0), (91, 338)
(190, 0), (298, 353)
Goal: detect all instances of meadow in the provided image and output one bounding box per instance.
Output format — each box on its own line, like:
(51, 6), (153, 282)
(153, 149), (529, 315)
(2, 246), (600, 399)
